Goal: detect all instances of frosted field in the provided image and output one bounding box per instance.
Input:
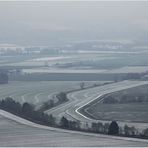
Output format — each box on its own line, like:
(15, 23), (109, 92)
(87, 84), (148, 122)
(2, 52), (148, 74)
(28, 56), (70, 62)
(0, 110), (148, 147)
(22, 66), (148, 74)
(0, 81), (105, 106)
(108, 66), (148, 74)
(0, 81), (78, 105)
(22, 68), (107, 74)
(1, 53), (113, 67)
(0, 52), (134, 69)
(87, 102), (148, 122)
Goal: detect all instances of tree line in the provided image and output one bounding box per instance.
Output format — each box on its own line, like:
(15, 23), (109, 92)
(0, 97), (55, 126)
(0, 70), (8, 84)
(0, 97), (148, 139)
(39, 92), (68, 111)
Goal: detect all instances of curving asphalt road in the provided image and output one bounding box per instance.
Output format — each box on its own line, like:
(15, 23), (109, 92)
(1, 80), (148, 146)
(46, 80), (148, 130)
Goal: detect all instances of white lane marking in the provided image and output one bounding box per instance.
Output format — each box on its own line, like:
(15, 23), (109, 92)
(75, 94), (103, 120)
(45, 92), (79, 114)
(74, 81), (148, 121)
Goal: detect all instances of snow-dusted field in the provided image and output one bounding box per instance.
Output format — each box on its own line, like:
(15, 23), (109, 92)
(1, 54), (105, 67)
(108, 66), (148, 74)
(0, 81), (106, 106)
(0, 110), (148, 147)
(87, 84), (148, 122)
(22, 68), (107, 74)
(22, 66), (148, 74)
(0, 81), (80, 106)
(28, 56), (71, 62)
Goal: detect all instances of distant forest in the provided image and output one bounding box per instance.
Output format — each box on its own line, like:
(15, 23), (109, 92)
(0, 70), (8, 84)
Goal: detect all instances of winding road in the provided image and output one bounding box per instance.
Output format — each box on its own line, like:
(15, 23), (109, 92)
(46, 80), (148, 130)
(0, 80), (148, 146)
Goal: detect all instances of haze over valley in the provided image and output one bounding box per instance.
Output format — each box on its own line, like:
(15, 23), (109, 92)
(0, 1), (148, 147)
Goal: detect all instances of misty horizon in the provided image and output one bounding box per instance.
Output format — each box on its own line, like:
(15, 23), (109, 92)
(0, 1), (148, 46)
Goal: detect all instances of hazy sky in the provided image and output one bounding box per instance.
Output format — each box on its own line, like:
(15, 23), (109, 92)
(0, 1), (148, 45)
